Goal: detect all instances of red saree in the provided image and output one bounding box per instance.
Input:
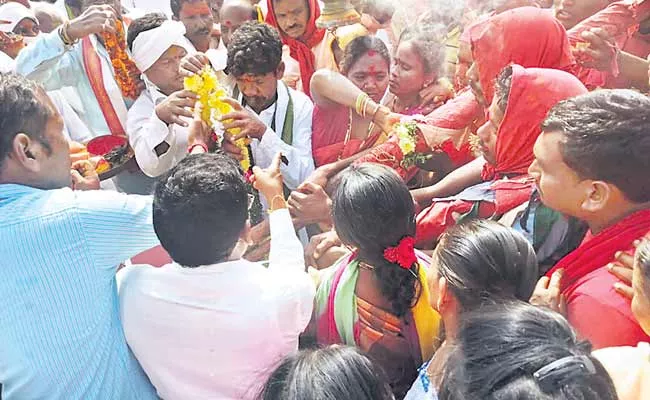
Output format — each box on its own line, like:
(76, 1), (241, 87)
(415, 65), (588, 246)
(355, 7), (577, 181)
(546, 209), (650, 348)
(311, 105), (383, 167)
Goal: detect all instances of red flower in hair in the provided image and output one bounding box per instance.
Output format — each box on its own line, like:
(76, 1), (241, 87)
(383, 237), (417, 269)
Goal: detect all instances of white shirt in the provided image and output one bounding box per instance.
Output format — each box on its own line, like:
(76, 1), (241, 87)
(117, 208), (315, 400)
(237, 82), (315, 190)
(127, 85), (190, 177)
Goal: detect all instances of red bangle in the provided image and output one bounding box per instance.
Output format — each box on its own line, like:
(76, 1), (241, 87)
(188, 143), (208, 154)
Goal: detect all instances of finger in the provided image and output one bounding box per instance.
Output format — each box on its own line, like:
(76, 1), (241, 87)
(614, 250), (635, 269)
(315, 238), (335, 258)
(534, 276), (550, 292)
(607, 263), (633, 285)
(177, 90), (199, 100)
(170, 115), (189, 127)
(549, 268), (563, 289)
(613, 282), (635, 300)
(70, 169), (83, 185)
(270, 153), (282, 172)
(172, 105), (194, 118)
(287, 197), (301, 213)
(220, 111), (249, 121)
(221, 119), (249, 131)
(220, 97), (243, 111)
(297, 181), (322, 194)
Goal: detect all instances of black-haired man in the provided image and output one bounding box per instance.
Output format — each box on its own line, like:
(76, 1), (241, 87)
(118, 152), (314, 399)
(221, 21), (314, 192)
(0, 72), (159, 399)
(530, 89), (650, 349)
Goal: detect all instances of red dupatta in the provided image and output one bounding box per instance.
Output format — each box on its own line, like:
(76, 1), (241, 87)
(482, 65), (588, 180)
(266, 0), (325, 97)
(547, 209), (650, 291)
(470, 7), (575, 103)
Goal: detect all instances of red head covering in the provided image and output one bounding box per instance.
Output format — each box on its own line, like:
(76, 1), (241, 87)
(470, 7), (575, 104)
(482, 64), (587, 180)
(266, 0), (326, 97)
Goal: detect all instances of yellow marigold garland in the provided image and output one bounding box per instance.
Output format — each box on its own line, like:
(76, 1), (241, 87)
(184, 66), (251, 172)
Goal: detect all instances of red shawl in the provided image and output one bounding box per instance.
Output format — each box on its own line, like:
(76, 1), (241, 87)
(266, 0), (325, 97)
(547, 209), (650, 291)
(482, 65), (588, 180)
(470, 7), (575, 103)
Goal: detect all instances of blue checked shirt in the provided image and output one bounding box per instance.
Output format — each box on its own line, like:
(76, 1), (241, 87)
(0, 184), (159, 399)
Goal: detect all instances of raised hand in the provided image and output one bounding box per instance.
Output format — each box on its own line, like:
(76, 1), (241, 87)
(155, 90), (198, 127)
(66, 5), (118, 41)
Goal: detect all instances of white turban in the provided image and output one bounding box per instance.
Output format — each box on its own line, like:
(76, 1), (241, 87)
(132, 20), (187, 73)
(0, 2), (37, 33)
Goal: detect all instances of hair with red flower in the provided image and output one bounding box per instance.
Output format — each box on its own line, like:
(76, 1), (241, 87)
(383, 236), (417, 273)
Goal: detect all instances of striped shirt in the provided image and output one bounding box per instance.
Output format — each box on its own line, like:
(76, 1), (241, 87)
(0, 184), (159, 399)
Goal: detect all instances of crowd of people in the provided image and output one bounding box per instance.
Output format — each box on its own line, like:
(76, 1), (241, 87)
(0, 0), (649, 398)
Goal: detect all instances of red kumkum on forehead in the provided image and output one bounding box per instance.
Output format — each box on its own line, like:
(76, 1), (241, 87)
(224, 19), (232, 26)
(180, 2), (212, 17)
(366, 49), (376, 57)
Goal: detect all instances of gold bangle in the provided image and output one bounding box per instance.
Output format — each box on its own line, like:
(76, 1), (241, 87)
(355, 93), (369, 117)
(267, 194), (287, 213)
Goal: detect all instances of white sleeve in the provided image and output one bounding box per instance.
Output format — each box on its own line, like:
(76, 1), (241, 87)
(267, 208), (315, 335)
(256, 99), (315, 190)
(127, 101), (178, 178)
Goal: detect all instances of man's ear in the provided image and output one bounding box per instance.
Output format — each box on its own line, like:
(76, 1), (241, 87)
(275, 61), (285, 80)
(581, 180), (611, 214)
(10, 133), (40, 172)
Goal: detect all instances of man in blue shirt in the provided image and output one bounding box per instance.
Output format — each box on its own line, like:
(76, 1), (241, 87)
(0, 72), (159, 398)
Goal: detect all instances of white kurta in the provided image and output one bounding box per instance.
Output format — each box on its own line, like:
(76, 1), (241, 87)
(117, 208), (315, 400)
(235, 82), (315, 191)
(126, 86), (190, 177)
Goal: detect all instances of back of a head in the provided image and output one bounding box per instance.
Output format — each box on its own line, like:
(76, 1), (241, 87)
(258, 345), (394, 400)
(332, 163), (420, 317)
(152, 152), (248, 267)
(435, 220), (539, 312)
(439, 302), (618, 400)
(226, 21), (282, 77)
(542, 89), (650, 204)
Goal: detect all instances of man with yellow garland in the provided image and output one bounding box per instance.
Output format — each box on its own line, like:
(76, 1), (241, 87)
(126, 14), (199, 177)
(15, 0), (156, 193)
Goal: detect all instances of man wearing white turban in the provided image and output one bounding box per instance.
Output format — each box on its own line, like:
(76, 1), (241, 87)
(125, 14), (203, 177)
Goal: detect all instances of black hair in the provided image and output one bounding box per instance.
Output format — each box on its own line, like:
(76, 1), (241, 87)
(397, 24), (445, 76)
(439, 302), (619, 400)
(340, 35), (390, 76)
(0, 73), (54, 168)
(332, 163), (420, 318)
(152, 152), (248, 267)
(435, 219), (539, 312)
(258, 345), (394, 400)
(542, 89), (650, 203)
(126, 13), (167, 52)
(170, 0), (193, 18)
(226, 21), (282, 77)
(494, 65), (513, 112)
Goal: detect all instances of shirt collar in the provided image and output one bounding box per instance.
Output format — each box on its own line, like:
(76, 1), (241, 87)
(0, 183), (45, 199)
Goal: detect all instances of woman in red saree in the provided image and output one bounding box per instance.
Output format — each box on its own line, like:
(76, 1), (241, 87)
(356, 7), (578, 183)
(310, 26), (450, 169)
(414, 64), (587, 247)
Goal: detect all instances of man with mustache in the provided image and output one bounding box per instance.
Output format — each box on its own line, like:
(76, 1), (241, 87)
(171, 0), (214, 52)
(265, 0), (338, 96)
(220, 21), (314, 195)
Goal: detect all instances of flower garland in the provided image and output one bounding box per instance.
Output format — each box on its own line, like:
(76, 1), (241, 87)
(393, 120), (429, 168)
(100, 21), (142, 99)
(183, 66), (252, 172)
